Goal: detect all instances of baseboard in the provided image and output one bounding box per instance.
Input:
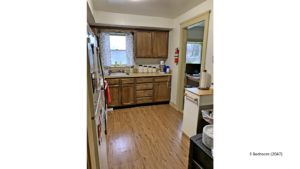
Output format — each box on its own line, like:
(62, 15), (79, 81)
(182, 131), (190, 139)
(169, 102), (182, 112)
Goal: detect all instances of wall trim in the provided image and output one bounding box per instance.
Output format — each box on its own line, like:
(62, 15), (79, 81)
(169, 101), (179, 111)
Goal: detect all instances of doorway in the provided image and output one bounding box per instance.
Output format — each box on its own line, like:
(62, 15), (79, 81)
(176, 11), (211, 111)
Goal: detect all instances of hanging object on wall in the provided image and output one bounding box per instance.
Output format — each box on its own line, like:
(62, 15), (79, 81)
(174, 48), (179, 65)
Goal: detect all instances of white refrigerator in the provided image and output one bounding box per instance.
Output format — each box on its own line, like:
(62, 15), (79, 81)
(87, 31), (108, 169)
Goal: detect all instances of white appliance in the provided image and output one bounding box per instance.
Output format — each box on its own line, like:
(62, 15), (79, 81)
(87, 31), (108, 169)
(182, 90), (213, 137)
(182, 91), (201, 137)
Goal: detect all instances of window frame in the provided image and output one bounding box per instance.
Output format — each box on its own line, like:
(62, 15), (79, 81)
(109, 34), (128, 67)
(186, 41), (202, 64)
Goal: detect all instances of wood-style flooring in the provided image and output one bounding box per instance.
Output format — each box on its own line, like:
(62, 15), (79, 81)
(106, 104), (190, 169)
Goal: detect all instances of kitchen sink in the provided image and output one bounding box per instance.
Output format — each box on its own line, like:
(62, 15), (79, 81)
(108, 72), (129, 76)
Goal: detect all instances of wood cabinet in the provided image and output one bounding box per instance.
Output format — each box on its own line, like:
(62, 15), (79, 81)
(135, 31), (169, 58)
(152, 31), (169, 58)
(107, 75), (171, 107)
(154, 76), (171, 102)
(109, 85), (121, 107)
(121, 84), (135, 105)
(154, 82), (171, 102)
(135, 31), (152, 58)
(107, 78), (135, 107)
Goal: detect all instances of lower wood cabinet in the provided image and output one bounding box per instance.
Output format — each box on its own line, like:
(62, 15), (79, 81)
(154, 82), (171, 102)
(107, 75), (171, 107)
(136, 97), (153, 104)
(108, 85), (120, 107)
(121, 84), (135, 105)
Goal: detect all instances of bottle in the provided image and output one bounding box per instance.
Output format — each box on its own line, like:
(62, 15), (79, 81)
(166, 66), (170, 73)
(163, 65), (167, 73)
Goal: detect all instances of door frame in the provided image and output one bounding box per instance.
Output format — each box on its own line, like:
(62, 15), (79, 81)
(176, 11), (211, 111)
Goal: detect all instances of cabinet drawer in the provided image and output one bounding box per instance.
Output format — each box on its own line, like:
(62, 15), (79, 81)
(136, 90), (153, 97)
(106, 78), (120, 85)
(136, 97), (153, 104)
(154, 76), (170, 82)
(121, 78), (135, 84)
(136, 77), (153, 83)
(136, 83), (153, 90)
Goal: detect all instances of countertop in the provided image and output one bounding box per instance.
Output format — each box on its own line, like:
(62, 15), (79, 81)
(105, 72), (172, 78)
(185, 88), (213, 96)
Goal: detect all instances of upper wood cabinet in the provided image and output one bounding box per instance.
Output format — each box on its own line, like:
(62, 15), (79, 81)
(152, 31), (169, 58)
(135, 31), (153, 58)
(135, 30), (169, 58)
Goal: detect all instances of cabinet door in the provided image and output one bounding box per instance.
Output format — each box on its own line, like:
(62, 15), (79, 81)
(135, 31), (152, 58)
(121, 84), (135, 105)
(154, 82), (171, 102)
(152, 31), (169, 58)
(108, 85), (120, 107)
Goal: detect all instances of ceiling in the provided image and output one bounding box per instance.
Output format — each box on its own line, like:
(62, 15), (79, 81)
(92, 0), (206, 18)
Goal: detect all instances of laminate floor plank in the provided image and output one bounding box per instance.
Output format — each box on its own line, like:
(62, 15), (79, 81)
(106, 104), (189, 169)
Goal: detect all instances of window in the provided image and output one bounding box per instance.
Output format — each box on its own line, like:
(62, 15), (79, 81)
(186, 42), (202, 64)
(99, 32), (134, 67)
(110, 35), (127, 65)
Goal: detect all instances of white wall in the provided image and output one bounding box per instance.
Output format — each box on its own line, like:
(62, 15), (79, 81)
(166, 0), (213, 105)
(93, 10), (173, 29)
(187, 28), (204, 41)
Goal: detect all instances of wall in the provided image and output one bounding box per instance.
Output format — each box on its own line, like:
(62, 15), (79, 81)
(187, 27), (204, 41)
(165, 0), (213, 105)
(93, 10), (173, 29)
(87, 0), (95, 17)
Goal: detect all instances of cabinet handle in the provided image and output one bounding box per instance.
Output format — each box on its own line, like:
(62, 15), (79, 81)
(185, 94), (198, 105)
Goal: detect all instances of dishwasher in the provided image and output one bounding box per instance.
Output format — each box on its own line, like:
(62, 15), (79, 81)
(182, 90), (213, 138)
(182, 91), (201, 138)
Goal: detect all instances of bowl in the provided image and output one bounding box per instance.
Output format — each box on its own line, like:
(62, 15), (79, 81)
(202, 125), (213, 149)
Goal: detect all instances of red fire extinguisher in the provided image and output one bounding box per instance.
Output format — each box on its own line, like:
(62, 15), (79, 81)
(174, 48), (179, 65)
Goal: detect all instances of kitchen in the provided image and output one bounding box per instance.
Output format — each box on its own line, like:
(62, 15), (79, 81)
(87, 0), (214, 169)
